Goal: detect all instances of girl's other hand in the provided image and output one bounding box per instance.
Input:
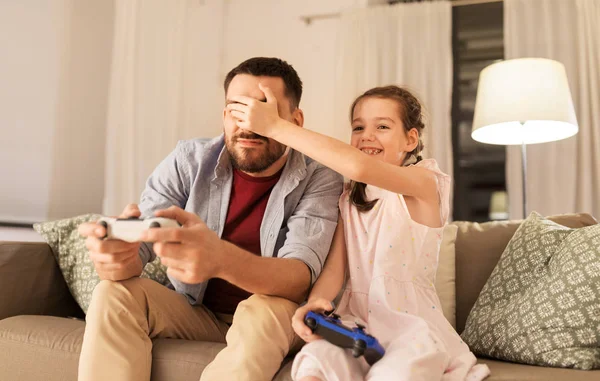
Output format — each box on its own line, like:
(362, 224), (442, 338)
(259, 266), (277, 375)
(226, 83), (280, 138)
(292, 297), (334, 343)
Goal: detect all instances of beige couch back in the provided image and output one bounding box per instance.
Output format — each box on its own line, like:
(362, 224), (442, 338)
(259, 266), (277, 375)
(452, 213), (598, 333)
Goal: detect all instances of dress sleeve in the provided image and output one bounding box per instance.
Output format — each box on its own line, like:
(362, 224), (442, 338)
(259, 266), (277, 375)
(414, 159), (452, 224)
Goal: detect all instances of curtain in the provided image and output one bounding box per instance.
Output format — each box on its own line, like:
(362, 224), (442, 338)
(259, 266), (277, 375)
(333, 1), (454, 178)
(505, 0), (600, 219)
(103, 0), (225, 216)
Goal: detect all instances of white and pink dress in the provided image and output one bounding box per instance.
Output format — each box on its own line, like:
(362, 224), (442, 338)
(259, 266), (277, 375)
(292, 159), (490, 381)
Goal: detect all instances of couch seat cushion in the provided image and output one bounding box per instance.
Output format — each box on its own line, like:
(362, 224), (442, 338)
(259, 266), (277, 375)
(0, 315), (83, 381)
(436, 224), (458, 328)
(480, 358), (600, 381)
(0, 315), (294, 380)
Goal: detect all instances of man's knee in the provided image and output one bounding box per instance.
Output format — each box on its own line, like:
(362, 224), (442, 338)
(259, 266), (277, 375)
(89, 278), (153, 313)
(236, 294), (298, 322)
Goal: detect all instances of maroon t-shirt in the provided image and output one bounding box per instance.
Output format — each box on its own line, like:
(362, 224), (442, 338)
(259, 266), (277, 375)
(202, 167), (283, 314)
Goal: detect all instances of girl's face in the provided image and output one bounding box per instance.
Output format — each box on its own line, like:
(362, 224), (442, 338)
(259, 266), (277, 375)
(350, 97), (419, 166)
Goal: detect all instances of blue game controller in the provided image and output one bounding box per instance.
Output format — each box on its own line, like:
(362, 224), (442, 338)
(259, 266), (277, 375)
(304, 311), (385, 365)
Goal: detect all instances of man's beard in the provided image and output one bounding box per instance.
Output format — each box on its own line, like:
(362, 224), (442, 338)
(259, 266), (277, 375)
(226, 131), (287, 174)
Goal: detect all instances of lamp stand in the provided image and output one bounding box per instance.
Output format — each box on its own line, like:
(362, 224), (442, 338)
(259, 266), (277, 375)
(521, 141), (527, 219)
(519, 120), (528, 219)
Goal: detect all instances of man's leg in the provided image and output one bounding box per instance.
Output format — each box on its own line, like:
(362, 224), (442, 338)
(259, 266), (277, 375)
(200, 294), (303, 381)
(78, 278), (229, 381)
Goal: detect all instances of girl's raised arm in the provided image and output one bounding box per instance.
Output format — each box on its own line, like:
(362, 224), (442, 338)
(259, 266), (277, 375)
(227, 85), (438, 202)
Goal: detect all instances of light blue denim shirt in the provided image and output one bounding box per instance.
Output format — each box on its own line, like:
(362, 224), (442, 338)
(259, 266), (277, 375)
(138, 135), (343, 305)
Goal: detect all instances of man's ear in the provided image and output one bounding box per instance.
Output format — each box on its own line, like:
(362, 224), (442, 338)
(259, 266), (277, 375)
(293, 108), (304, 128)
(406, 128), (419, 151)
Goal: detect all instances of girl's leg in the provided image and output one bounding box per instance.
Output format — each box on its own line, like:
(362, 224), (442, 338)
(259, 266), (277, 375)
(292, 340), (367, 381)
(366, 329), (449, 381)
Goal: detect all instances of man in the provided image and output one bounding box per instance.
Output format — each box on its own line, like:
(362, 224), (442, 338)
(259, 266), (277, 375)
(77, 57), (343, 381)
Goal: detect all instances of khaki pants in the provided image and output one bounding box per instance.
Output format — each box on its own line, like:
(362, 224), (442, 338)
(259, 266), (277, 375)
(78, 278), (302, 381)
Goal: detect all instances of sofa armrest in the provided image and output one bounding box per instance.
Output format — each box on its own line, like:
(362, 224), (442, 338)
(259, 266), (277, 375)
(0, 241), (83, 320)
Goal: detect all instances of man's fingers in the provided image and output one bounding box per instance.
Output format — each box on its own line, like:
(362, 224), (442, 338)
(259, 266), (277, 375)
(86, 236), (139, 254)
(154, 206), (202, 226)
(90, 249), (136, 265)
(119, 203), (141, 219)
(140, 226), (189, 243)
(166, 267), (188, 282)
(79, 222), (106, 238)
(153, 241), (188, 260)
(156, 255), (188, 270)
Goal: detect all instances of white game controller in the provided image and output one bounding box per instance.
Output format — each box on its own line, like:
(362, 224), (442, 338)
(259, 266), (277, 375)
(98, 217), (181, 242)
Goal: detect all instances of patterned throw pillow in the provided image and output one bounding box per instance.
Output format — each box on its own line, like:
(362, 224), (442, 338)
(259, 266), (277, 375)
(461, 212), (600, 370)
(34, 214), (169, 313)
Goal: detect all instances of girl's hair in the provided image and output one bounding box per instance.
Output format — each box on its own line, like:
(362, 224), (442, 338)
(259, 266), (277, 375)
(349, 85), (426, 212)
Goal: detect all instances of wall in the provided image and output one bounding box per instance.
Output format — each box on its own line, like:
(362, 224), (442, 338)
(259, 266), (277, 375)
(0, 1), (63, 223)
(222, 0), (379, 139)
(1, 0), (379, 222)
(0, 0), (114, 223)
(48, 0), (114, 219)
(103, 0), (377, 216)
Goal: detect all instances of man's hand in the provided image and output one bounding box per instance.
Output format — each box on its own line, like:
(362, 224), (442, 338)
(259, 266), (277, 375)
(78, 204), (143, 281)
(140, 206), (225, 284)
(292, 297), (334, 343)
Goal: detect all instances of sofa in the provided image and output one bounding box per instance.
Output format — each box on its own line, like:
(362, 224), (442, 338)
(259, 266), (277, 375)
(0, 213), (598, 381)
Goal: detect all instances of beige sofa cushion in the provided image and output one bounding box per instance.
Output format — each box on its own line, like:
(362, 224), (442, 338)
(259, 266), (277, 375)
(0, 315), (294, 381)
(435, 224), (458, 328)
(454, 213), (597, 333)
(0, 242), (82, 320)
(0, 316), (83, 381)
(479, 358), (600, 381)
(2, 315), (598, 381)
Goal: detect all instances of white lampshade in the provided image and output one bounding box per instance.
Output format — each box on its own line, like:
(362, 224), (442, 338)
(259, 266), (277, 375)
(471, 58), (578, 145)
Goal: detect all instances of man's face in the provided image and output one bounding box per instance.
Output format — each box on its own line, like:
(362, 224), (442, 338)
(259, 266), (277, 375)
(223, 74), (300, 174)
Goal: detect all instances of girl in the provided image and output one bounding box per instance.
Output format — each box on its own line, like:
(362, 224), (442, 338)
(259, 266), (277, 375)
(227, 85), (490, 381)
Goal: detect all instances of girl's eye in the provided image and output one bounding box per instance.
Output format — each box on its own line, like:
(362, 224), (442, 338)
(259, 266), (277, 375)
(352, 126), (364, 132)
(378, 125), (389, 130)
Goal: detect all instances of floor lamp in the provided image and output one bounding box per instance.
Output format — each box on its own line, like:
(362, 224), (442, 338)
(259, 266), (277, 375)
(471, 58), (579, 219)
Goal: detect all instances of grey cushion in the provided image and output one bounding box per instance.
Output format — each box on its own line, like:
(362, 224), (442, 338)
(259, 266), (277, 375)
(453, 213), (597, 333)
(34, 214), (169, 313)
(462, 212), (600, 369)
